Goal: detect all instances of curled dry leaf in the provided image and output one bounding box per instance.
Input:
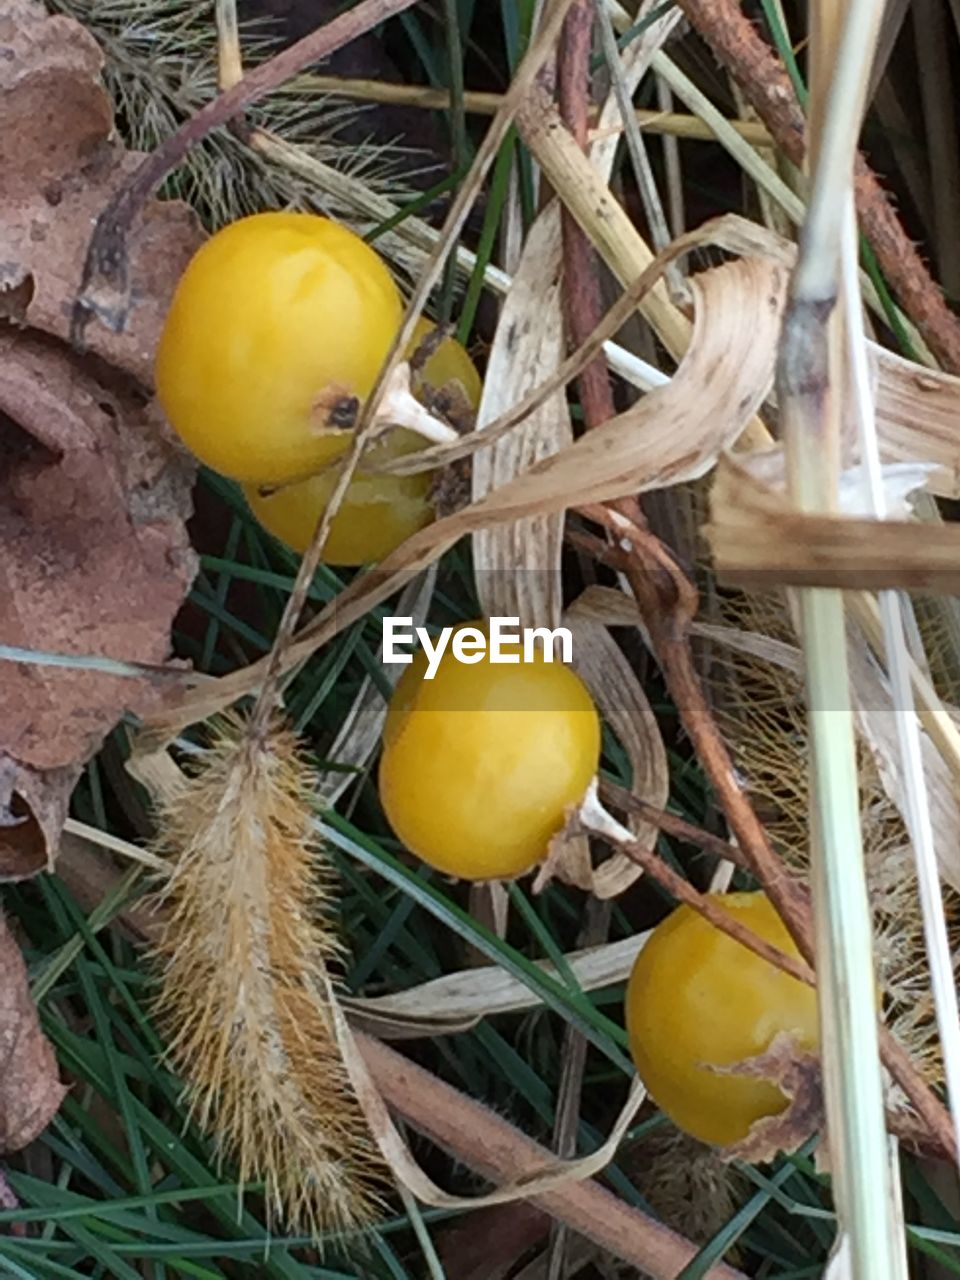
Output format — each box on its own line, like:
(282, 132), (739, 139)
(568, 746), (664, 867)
(334, 999), (646, 1211)
(472, 203), (570, 629)
(716, 1032), (824, 1164)
(0, 4), (200, 875)
(0, 913), (66, 1151)
(344, 932), (648, 1039)
(141, 253), (787, 743)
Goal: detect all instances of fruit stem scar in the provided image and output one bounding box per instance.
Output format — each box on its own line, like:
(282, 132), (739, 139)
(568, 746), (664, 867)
(315, 363), (459, 445)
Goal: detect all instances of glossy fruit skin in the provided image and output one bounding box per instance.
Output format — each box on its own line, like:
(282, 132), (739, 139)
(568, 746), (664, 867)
(155, 211), (403, 485)
(625, 891), (819, 1147)
(409, 316), (483, 411)
(243, 429), (431, 564)
(242, 319), (481, 564)
(379, 625), (601, 881)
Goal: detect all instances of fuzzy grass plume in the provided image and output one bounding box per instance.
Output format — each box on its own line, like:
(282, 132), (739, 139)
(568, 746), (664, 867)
(151, 713), (382, 1237)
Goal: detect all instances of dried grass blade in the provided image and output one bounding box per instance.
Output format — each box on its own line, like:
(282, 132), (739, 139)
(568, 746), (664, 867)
(565, 617), (669, 898)
(777, 0), (901, 1267)
(472, 205), (569, 627)
(840, 203), (960, 1167)
(343, 933), (648, 1036)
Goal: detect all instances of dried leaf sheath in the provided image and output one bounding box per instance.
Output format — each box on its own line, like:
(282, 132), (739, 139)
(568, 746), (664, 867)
(151, 714), (380, 1235)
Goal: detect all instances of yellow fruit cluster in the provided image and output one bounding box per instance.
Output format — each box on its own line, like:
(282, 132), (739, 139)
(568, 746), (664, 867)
(156, 211), (480, 566)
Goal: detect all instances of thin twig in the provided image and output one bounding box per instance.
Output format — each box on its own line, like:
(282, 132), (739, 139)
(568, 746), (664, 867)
(580, 801), (815, 985)
(553, 22), (617, 1267)
(600, 779), (751, 867)
(359, 1034), (749, 1280)
(546, 897), (612, 1280)
(559, 0), (619, 429)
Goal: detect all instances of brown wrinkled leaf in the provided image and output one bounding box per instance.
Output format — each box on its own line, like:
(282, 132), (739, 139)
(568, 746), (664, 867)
(0, 913), (66, 1150)
(0, 0), (201, 384)
(0, 3), (201, 875)
(0, 332), (196, 876)
(716, 1032), (823, 1163)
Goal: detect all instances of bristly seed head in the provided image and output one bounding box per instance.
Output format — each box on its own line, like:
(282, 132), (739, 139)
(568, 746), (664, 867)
(150, 712), (383, 1239)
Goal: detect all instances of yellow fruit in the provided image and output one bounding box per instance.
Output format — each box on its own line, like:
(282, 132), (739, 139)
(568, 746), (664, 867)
(625, 891), (819, 1146)
(243, 318), (481, 564)
(379, 623), (601, 881)
(155, 211), (403, 485)
(408, 316), (483, 412)
(243, 430), (432, 564)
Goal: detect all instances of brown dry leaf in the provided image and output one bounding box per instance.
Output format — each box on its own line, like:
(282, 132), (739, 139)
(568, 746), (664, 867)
(472, 203), (569, 628)
(716, 1032), (824, 1164)
(0, 913), (66, 1150)
(141, 253), (786, 743)
(0, 5), (200, 875)
(0, 0), (201, 383)
(0, 332), (196, 876)
(706, 453), (960, 593)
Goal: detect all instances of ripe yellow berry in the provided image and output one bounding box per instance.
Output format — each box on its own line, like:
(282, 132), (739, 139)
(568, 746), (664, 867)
(242, 319), (481, 565)
(625, 891), (819, 1146)
(155, 211), (403, 485)
(379, 623), (601, 881)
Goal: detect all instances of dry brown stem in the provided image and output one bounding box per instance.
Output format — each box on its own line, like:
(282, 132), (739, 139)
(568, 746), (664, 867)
(673, 0), (960, 372)
(559, 0), (619, 429)
(579, 805), (816, 985)
(600, 779), (751, 867)
(358, 1033), (749, 1280)
(72, 0), (424, 342)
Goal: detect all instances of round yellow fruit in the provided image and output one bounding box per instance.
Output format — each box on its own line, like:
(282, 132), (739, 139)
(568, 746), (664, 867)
(243, 430), (431, 564)
(625, 891), (819, 1146)
(379, 623), (601, 881)
(155, 211), (403, 485)
(242, 319), (480, 564)
(408, 316), (483, 412)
